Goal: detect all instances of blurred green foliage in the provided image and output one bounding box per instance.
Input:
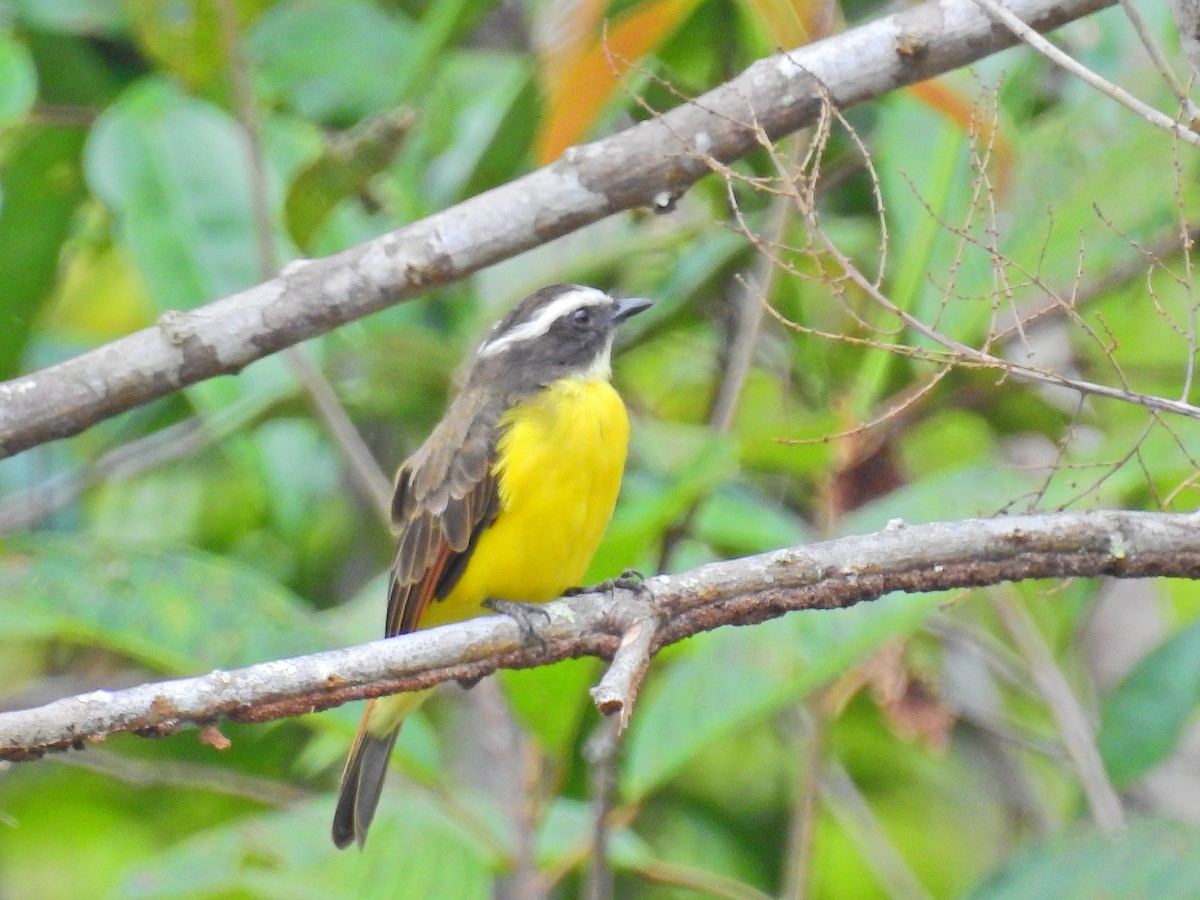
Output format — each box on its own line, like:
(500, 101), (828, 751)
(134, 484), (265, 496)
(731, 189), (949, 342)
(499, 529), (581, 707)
(2, 0), (1200, 897)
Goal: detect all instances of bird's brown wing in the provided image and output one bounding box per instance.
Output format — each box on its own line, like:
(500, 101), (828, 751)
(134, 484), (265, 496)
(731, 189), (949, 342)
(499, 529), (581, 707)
(384, 390), (504, 637)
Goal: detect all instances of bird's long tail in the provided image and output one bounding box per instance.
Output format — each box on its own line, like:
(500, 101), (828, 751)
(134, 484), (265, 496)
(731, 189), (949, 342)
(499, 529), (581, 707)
(331, 691), (429, 850)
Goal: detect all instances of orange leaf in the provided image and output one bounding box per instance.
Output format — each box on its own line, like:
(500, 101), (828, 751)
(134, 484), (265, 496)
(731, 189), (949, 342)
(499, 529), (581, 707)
(535, 0), (700, 164)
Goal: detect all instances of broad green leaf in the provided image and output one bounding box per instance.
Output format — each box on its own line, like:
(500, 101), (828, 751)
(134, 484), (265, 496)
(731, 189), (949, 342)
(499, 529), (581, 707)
(0, 125), (87, 378)
(633, 800), (772, 894)
(23, 26), (124, 107)
(500, 657), (598, 761)
(248, 0), (413, 127)
(117, 794), (495, 899)
(89, 466), (208, 545)
(0, 535), (329, 672)
(83, 76), (294, 419)
(1, 764), (163, 900)
(11, 0), (127, 35)
(0, 32), (36, 123)
(252, 418), (342, 540)
(44, 244), (154, 341)
(421, 52), (536, 207)
(1098, 618), (1200, 788)
(694, 483), (812, 556)
(622, 590), (945, 799)
(970, 818), (1200, 900)
(284, 107), (415, 252)
(597, 423), (739, 573)
(85, 78), (263, 311)
(128, 0), (271, 89)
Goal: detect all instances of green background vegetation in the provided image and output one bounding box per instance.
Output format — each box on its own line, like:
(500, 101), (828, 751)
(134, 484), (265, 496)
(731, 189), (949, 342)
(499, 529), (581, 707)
(3, 0), (1200, 896)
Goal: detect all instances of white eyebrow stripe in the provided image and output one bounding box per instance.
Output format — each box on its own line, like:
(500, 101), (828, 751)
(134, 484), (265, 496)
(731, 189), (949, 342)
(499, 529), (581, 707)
(478, 287), (609, 357)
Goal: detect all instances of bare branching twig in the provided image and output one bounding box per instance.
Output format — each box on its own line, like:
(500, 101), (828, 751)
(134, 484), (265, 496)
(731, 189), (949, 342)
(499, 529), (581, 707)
(990, 590), (1126, 832)
(971, 0), (1200, 147)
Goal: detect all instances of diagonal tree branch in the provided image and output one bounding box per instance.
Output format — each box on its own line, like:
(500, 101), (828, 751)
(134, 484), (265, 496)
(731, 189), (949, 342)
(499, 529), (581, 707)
(0, 0), (1115, 461)
(2, 508), (1197, 762)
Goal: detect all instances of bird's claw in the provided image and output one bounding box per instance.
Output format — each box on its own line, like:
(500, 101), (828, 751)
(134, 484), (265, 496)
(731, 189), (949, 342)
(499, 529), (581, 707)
(483, 598), (551, 651)
(565, 568), (647, 597)
(612, 568), (646, 592)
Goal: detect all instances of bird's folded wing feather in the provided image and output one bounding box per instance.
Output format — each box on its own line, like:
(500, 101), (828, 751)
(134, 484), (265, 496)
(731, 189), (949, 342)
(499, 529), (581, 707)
(385, 390), (504, 637)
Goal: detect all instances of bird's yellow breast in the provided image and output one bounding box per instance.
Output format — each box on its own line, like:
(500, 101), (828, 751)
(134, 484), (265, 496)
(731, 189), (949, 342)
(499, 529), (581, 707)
(417, 375), (629, 628)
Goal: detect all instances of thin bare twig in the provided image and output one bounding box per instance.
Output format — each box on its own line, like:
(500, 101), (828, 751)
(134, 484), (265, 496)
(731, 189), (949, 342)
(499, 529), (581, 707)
(585, 715), (622, 900)
(710, 141), (805, 433)
(590, 615), (660, 728)
(633, 860), (775, 900)
(467, 681), (548, 900)
(990, 589), (1126, 832)
(819, 758), (933, 900)
(781, 708), (825, 900)
(740, 98), (1200, 424)
(1119, 0), (1197, 121)
(970, 0), (1200, 148)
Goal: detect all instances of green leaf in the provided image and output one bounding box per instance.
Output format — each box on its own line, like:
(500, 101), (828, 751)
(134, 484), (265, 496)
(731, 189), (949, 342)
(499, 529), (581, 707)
(0, 535), (329, 672)
(418, 51), (537, 207)
(0, 124), (87, 378)
(248, 0), (414, 127)
(597, 423), (740, 573)
(694, 484), (812, 556)
(117, 794), (496, 898)
(622, 590), (945, 799)
(84, 78), (263, 312)
(284, 107), (415, 252)
(128, 0), (271, 90)
(500, 657), (598, 761)
(0, 32), (37, 124)
(1098, 618), (1200, 788)
(252, 417), (343, 539)
(969, 818), (1200, 900)
(11, 0), (128, 35)
(24, 27), (124, 106)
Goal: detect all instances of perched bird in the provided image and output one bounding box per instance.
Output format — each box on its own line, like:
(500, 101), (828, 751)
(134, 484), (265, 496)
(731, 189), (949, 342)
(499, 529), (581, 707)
(332, 284), (650, 849)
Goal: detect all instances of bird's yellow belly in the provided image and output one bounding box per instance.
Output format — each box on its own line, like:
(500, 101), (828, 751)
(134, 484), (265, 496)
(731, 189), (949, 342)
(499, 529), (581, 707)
(418, 376), (630, 628)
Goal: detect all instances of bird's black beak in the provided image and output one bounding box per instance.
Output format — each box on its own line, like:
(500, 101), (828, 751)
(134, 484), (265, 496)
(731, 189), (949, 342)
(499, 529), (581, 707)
(612, 297), (652, 324)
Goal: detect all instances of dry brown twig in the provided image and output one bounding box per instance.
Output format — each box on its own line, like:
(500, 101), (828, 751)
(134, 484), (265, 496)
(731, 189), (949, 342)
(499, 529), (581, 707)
(704, 70), (1200, 515)
(972, 0), (1200, 147)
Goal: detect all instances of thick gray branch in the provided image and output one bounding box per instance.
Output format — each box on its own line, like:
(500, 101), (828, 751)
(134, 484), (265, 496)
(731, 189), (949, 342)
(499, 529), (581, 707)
(1170, 0), (1200, 88)
(0, 0), (1114, 460)
(2, 508), (1196, 761)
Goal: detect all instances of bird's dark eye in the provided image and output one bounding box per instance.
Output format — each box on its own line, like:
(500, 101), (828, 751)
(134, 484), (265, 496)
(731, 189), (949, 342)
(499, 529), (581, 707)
(571, 307), (592, 325)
